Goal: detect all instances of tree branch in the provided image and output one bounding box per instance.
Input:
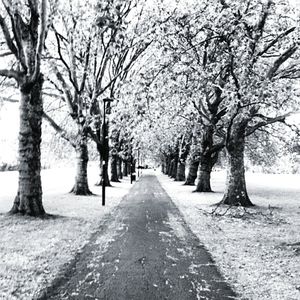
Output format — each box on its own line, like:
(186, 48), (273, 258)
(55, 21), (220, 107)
(32, 0), (48, 82)
(267, 45), (298, 79)
(0, 13), (18, 58)
(246, 112), (296, 136)
(43, 111), (76, 147)
(0, 69), (21, 80)
(257, 27), (296, 58)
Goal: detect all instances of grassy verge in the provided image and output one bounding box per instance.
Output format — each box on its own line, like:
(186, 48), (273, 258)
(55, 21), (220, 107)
(0, 165), (132, 299)
(157, 170), (300, 300)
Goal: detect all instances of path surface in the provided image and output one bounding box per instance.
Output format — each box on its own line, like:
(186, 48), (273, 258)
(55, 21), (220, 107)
(40, 175), (236, 300)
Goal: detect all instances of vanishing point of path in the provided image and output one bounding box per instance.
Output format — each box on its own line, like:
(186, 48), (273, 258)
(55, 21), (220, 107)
(39, 174), (236, 300)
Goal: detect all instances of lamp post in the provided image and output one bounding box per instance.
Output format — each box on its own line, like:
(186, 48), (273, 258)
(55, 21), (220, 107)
(137, 147), (140, 178)
(102, 97), (113, 206)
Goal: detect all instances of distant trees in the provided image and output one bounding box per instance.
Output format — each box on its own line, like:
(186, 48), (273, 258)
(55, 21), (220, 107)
(43, 0), (150, 193)
(131, 0), (300, 207)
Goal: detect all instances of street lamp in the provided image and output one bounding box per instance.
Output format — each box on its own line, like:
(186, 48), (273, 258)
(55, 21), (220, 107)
(137, 147), (140, 178)
(102, 97), (113, 206)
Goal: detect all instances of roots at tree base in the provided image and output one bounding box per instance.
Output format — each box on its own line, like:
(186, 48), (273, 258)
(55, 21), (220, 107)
(95, 177), (112, 187)
(10, 194), (46, 217)
(70, 185), (93, 195)
(220, 192), (254, 207)
(194, 170), (213, 192)
(184, 181), (195, 186)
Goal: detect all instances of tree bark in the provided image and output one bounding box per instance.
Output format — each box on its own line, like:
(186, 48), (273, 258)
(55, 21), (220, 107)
(123, 160), (128, 177)
(167, 156), (172, 176)
(111, 155), (120, 182)
(161, 160), (166, 174)
(117, 157), (123, 179)
(10, 76), (45, 216)
(184, 160), (199, 185)
(194, 156), (214, 192)
(100, 164), (111, 187)
(126, 160), (131, 176)
(175, 159), (186, 181)
(194, 124), (219, 192)
(95, 156), (103, 186)
(221, 118), (254, 207)
(169, 159), (174, 177)
(70, 130), (92, 195)
(171, 156), (178, 179)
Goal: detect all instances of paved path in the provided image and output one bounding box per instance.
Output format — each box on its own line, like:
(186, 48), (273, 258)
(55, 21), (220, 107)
(40, 175), (236, 300)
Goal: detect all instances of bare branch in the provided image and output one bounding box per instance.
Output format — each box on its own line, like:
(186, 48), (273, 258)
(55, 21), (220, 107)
(257, 27), (296, 58)
(246, 111), (297, 136)
(0, 68), (21, 80)
(43, 111), (76, 147)
(0, 96), (18, 103)
(0, 13), (18, 57)
(267, 44), (298, 79)
(32, 0), (48, 82)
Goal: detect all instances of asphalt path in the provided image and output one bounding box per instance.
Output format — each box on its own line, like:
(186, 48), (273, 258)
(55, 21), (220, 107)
(39, 174), (236, 300)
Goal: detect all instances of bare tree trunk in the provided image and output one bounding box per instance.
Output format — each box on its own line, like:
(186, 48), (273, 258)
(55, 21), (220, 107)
(194, 152), (218, 192)
(168, 159), (174, 177)
(70, 130), (92, 195)
(123, 160), (128, 177)
(111, 155), (120, 182)
(161, 157), (167, 174)
(101, 165), (111, 187)
(221, 118), (254, 207)
(184, 160), (199, 185)
(194, 124), (221, 192)
(176, 159), (185, 181)
(167, 156), (172, 176)
(127, 160), (131, 176)
(95, 156), (103, 186)
(10, 77), (45, 216)
(117, 157), (122, 179)
(171, 156), (178, 179)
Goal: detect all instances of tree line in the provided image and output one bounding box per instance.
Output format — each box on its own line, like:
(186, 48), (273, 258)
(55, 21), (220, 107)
(0, 0), (299, 217)
(123, 0), (300, 207)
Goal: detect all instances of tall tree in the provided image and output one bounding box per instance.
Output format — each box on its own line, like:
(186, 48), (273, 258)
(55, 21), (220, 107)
(44, 0), (95, 195)
(218, 0), (300, 206)
(0, 0), (48, 216)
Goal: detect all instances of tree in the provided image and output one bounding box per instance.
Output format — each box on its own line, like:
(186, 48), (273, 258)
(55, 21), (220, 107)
(43, 0), (95, 195)
(217, 0), (300, 206)
(0, 0), (48, 216)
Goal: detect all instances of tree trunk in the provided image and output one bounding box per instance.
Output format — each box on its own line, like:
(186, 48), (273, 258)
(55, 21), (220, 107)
(70, 131), (92, 195)
(184, 160), (199, 185)
(168, 159), (173, 177)
(100, 164), (111, 187)
(117, 157), (123, 179)
(194, 123), (220, 192)
(175, 159), (185, 181)
(221, 118), (254, 207)
(123, 160), (128, 177)
(167, 157), (172, 176)
(95, 157), (103, 186)
(161, 160), (166, 174)
(10, 76), (46, 216)
(127, 160), (131, 176)
(171, 157), (178, 179)
(111, 155), (120, 182)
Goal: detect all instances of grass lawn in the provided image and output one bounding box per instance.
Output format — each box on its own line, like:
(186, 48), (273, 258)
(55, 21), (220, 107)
(157, 170), (300, 300)
(0, 164), (132, 299)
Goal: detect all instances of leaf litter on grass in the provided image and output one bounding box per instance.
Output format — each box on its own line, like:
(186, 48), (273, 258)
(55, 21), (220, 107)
(0, 165), (132, 300)
(157, 170), (300, 300)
